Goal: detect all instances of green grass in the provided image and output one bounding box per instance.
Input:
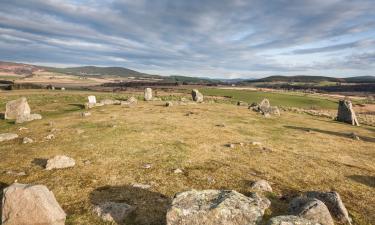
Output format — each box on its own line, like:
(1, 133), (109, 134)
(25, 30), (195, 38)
(201, 88), (338, 109)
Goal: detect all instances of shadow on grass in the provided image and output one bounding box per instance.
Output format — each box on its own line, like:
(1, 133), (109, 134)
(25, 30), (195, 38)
(89, 185), (170, 225)
(32, 158), (47, 168)
(284, 125), (375, 143)
(347, 175), (375, 188)
(68, 103), (85, 110)
(0, 113), (4, 119)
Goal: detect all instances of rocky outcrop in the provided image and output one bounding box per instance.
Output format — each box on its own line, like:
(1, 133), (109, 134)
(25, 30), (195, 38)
(45, 155), (76, 170)
(192, 89), (203, 103)
(166, 189), (270, 225)
(144, 88), (153, 101)
(337, 100), (359, 126)
(250, 99), (280, 116)
(1, 183), (66, 225)
(267, 215), (318, 225)
(0, 133), (18, 142)
(289, 197), (334, 225)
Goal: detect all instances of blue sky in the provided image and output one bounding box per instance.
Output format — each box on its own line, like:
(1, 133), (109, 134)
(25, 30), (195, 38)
(0, 0), (374, 78)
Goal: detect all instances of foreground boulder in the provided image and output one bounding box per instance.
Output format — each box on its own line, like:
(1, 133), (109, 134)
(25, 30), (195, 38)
(250, 99), (280, 116)
(144, 88), (153, 101)
(251, 180), (273, 192)
(267, 215), (318, 225)
(306, 191), (351, 224)
(336, 100), (359, 126)
(166, 189), (270, 225)
(1, 183), (66, 225)
(289, 197), (334, 225)
(93, 202), (134, 223)
(4, 97), (30, 120)
(45, 155), (76, 170)
(15, 113), (42, 124)
(0, 133), (18, 142)
(191, 89), (203, 103)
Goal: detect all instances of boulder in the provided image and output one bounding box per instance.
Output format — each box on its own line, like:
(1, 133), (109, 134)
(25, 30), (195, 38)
(191, 89), (203, 103)
(1, 183), (66, 225)
(250, 99), (280, 116)
(251, 180), (273, 192)
(0, 133), (18, 142)
(336, 100), (359, 126)
(5, 97), (31, 120)
(45, 155), (75, 170)
(289, 197), (334, 225)
(15, 113), (42, 124)
(88, 95), (97, 104)
(267, 215), (319, 225)
(144, 88), (153, 101)
(22, 137), (34, 144)
(93, 202), (134, 223)
(306, 191), (351, 224)
(166, 189), (270, 225)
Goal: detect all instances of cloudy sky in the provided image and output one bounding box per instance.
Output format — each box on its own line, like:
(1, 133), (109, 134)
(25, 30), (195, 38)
(0, 0), (374, 78)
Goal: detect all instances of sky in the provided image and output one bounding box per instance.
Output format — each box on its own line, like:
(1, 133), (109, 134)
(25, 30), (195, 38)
(0, 0), (374, 78)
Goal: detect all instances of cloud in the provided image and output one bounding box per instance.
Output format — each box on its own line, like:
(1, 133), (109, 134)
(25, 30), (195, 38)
(0, 0), (374, 78)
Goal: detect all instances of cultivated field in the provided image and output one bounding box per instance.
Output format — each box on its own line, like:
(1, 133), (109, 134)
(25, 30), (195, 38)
(0, 89), (374, 225)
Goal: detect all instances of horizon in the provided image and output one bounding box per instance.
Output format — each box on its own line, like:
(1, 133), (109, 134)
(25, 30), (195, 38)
(1, 0), (375, 78)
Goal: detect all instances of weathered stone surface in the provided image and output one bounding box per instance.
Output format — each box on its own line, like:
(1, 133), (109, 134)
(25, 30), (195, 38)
(251, 180), (273, 192)
(88, 95), (97, 104)
(166, 189), (270, 225)
(93, 202), (134, 223)
(337, 100), (359, 126)
(15, 113), (42, 124)
(250, 99), (280, 116)
(289, 197), (334, 225)
(0, 133), (18, 142)
(191, 89), (203, 103)
(1, 183), (66, 225)
(267, 215), (319, 225)
(306, 191), (351, 224)
(144, 88), (153, 101)
(5, 97), (31, 120)
(45, 155), (75, 170)
(22, 137), (34, 144)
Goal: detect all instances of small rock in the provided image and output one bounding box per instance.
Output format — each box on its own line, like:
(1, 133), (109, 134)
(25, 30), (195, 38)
(267, 215), (318, 225)
(226, 143), (236, 148)
(131, 183), (151, 189)
(22, 137), (34, 144)
(166, 101), (173, 107)
(349, 132), (360, 140)
(216, 123), (226, 127)
(81, 112), (91, 117)
(250, 141), (262, 146)
(0, 133), (18, 142)
(251, 180), (273, 192)
(45, 155), (75, 170)
(142, 163), (152, 169)
(93, 202), (134, 223)
(45, 134), (55, 140)
(6, 170), (26, 176)
(237, 101), (248, 106)
(18, 127), (28, 131)
(174, 168), (183, 174)
(289, 197), (334, 225)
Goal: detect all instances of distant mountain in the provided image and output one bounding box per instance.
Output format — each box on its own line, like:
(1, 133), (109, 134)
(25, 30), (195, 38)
(245, 75), (375, 83)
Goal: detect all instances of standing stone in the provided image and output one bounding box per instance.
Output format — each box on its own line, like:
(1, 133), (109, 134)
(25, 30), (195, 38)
(267, 215), (318, 225)
(45, 155), (76, 170)
(5, 97), (31, 120)
(144, 88), (153, 101)
(1, 183), (66, 225)
(306, 191), (351, 224)
(192, 89), (203, 103)
(337, 100), (359, 126)
(166, 189), (270, 225)
(289, 197), (334, 225)
(88, 95), (97, 104)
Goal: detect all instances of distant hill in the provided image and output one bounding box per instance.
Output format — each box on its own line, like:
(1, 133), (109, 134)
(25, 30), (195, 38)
(245, 75), (375, 83)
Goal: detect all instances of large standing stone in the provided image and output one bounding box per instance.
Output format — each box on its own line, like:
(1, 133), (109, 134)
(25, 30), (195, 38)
(191, 89), (203, 103)
(0, 133), (18, 142)
(1, 183), (66, 225)
(144, 88), (153, 101)
(5, 97), (31, 120)
(267, 215), (319, 225)
(336, 100), (359, 126)
(306, 191), (351, 224)
(289, 197), (334, 225)
(88, 95), (97, 104)
(93, 202), (134, 223)
(166, 189), (270, 225)
(45, 155), (76, 170)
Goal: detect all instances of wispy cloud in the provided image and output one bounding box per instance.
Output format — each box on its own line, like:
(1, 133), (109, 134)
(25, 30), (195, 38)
(0, 0), (374, 78)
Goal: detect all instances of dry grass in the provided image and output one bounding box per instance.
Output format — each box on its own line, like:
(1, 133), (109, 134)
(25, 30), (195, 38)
(0, 90), (374, 225)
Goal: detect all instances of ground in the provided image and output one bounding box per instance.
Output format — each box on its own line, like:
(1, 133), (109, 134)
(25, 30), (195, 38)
(0, 89), (374, 225)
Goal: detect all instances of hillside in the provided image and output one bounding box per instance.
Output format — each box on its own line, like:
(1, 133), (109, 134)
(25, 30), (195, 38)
(245, 75), (375, 83)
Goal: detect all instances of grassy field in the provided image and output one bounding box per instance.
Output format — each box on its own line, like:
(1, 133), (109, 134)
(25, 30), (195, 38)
(201, 88), (338, 109)
(0, 89), (374, 225)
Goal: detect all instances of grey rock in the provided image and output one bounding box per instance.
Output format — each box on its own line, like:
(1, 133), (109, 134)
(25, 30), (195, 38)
(45, 134), (55, 140)
(22, 137), (34, 144)
(192, 89), (203, 103)
(0, 133), (18, 142)
(306, 191), (351, 224)
(144, 88), (153, 101)
(267, 215), (319, 225)
(166, 189), (270, 225)
(1, 183), (66, 225)
(250, 99), (280, 116)
(5, 97), (31, 120)
(88, 95), (96, 104)
(166, 101), (173, 107)
(131, 183), (151, 189)
(251, 180), (273, 192)
(289, 197), (334, 225)
(174, 168), (183, 174)
(5, 171), (26, 176)
(45, 155), (75, 170)
(15, 113), (42, 124)
(93, 202), (134, 223)
(336, 100), (359, 126)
